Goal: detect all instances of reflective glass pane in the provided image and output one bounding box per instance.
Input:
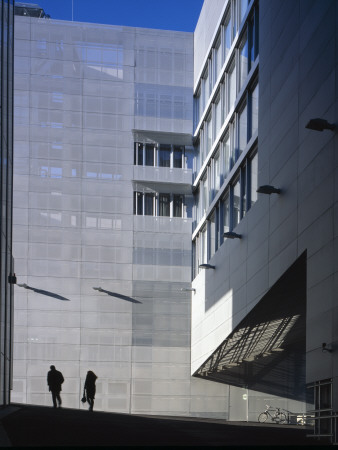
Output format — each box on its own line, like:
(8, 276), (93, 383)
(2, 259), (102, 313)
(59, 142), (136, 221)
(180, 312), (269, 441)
(232, 178), (241, 229)
(251, 84), (259, 137)
(206, 113), (212, 152)
(214, 34), (222, 82)
(223, 134), (230, 178)
(173, 146), (183, 168)
(228, 60), (236, 111)
(159, 193), (170, 216)
(250, 152), (258, 208)
(239, 33), (248, 90)
(241, 165), (247, 218)
(159, 144), (170, 167)
(214, 150), (220, 192)
(135, 192), (143, 215)
(209, 212), (216, 259)
(173, 194), (183, 217)
(239, 104), (248, 154)
(145, 144), (154, 166)
(214, 94), (221, 137)
(223, 194), (230, 234)
(144, 193), (154, 216)
(240, 0), (249, 24)
(224, 12), (232, 61)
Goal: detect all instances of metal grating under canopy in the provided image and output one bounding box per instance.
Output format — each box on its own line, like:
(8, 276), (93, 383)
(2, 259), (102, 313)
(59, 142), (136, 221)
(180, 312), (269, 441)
(194, 252), (308, 401)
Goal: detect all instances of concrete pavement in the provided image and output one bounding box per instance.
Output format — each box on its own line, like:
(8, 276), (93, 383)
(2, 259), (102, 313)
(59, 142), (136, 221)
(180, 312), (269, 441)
(0, 403), (330, 447)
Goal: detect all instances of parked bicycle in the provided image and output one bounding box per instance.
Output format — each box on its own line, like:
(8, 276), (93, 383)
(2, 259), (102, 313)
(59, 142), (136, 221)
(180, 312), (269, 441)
(258, 405), (287, 424)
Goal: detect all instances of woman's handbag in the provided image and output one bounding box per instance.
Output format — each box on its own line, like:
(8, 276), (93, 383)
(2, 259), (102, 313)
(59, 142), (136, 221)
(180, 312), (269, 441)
(81, 389), (87, 403)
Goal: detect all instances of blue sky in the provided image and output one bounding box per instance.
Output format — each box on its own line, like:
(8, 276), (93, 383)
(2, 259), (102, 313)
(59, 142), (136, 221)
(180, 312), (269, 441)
(20, 0), (204, 32)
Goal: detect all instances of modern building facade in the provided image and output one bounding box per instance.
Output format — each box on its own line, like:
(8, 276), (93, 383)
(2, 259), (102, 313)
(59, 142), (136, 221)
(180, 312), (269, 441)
(0, 0), (15, 407)
(12, 8), (229, 417)
(12, 0), (338, 440)
(191, 0), (338, 439)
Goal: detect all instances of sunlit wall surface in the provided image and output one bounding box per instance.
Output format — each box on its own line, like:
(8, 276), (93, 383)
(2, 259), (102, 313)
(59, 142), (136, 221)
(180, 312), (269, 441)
(0, 0), (14, 406)
(12, 16), (228, 416)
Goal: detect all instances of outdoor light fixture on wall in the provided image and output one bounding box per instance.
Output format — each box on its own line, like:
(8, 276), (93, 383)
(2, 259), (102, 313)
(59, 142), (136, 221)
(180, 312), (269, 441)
(224, 231), (242, 239)
(199, 264), (215, 270)
(181, 288), (196, 293)
(8, 273), (16, 284)
(306, 118), (335, 132)
(322, 342), (333, 353)
(257, 185), (281, 195)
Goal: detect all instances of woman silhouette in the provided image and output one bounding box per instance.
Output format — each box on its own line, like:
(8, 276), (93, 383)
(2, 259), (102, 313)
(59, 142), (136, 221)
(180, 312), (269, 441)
(84, 370), (97, 411)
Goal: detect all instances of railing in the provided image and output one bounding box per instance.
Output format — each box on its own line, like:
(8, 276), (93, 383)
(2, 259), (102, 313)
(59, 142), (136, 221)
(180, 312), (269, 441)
(285, 411), (315, 426)
(306, 409), (337, 444)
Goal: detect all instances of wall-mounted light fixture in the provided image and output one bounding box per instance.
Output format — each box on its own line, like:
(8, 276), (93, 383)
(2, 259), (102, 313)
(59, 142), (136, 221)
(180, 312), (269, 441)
(224, 231), (242, 239)
(322, 342), (333, 353)
(181, 288), (196, 293)
(199, 264), (215, 270)
(306, 118), (335, 132)
(257, 185), (281, 195)
(8, 273), (17, 284)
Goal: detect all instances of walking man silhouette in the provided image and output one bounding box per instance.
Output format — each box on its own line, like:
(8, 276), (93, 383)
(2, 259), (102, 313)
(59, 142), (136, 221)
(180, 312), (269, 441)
(47, 365), (64, 408)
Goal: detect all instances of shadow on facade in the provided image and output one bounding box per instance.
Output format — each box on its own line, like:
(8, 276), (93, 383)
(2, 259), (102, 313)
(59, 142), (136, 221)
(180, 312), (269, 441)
(17, 284), (70, 301)
(97, 289), (143, 304)
(194, 252), (307, 401)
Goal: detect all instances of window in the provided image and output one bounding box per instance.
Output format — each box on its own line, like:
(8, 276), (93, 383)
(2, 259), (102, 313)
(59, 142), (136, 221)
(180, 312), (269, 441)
(144, 193), (154, 216)
(232, 0), (238, 38)
(239, 103), (248, 155)
(249, 151), (258, 208)
(239, 32), (248, 91)
(134, 143), (186, 169)
(209, 212), (216, 259)
(159, 193), (170, 216)
(228, 59), (236, 112)
(250, 83), (258, 137)
(214, 93), (221, 138)
(232, 177), (241, 229)
(248, 7), (259, 68)
(134, 192), (143, 215)
(222, 193), (230, 238)
(241, 164), (247, 218)
(194, 88), (201, 129)
(145, 144), (155, 166)
(201, 226), (207, 264)
(173, 146), (183, 168)
(202, 66), (210, 110)
(230, 119), (237, 168)
(202, 172), (208, 214)
(223, 10), (232, 62)
(214, 34), (222, 83)
(214, 149), (221, 194)
(206, 112), (213, 152)
(223, 133), (231, 179)
(192, 238), (198, 279)
(173, 194), (184, 217)
(240, 0), (249, 25)
(158, 144), (171, 167)
(137, 143), (143, 165)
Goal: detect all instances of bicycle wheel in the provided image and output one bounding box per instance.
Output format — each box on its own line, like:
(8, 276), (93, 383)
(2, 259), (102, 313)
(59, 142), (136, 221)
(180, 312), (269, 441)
(258, 412), (268, 423)
(276, 412), (287, 424)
